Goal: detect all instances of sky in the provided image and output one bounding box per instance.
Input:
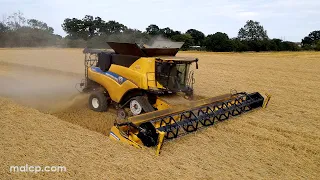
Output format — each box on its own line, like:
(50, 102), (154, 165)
(0, 0), (319, 42)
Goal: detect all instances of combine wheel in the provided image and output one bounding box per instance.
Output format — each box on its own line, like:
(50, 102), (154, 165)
(129, 96), (154, 115)
(117, 109), (128, 119)
(88, 91), (108, 112)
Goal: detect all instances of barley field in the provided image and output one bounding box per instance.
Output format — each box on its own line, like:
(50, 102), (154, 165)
(0, 48), (319, 179)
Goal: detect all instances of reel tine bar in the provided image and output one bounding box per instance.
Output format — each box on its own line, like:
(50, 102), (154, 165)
(156, 92), (264, 140)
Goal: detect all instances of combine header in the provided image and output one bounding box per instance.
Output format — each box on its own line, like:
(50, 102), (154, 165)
(80, 42), (271, 155)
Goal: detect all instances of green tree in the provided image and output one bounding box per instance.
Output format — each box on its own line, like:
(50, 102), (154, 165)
(0, 22), (8, 33)
(146, 24), (160, 35)
(82, 15), (95, 38)
(315, 41), (320, 51)
(62, 15), (127, 40)
(27, 19), (54, 33)
(159, 27), (180, 39)
(171, 34), (193, 50)
(204, 32), (233, 52)
(230, 38), (249, 52)
(238, 20), (268, 41)
(160, 27), (173, 38)
(0, 22), (8, 47)
(186, 29), (205, 46)
(281, 41), (300, 51)
(6, 11), (26, 30)
(270, 39), (283, 51)
(93, 16), (105, 35)
(62, 18), (85, 39)
(302, 30), (320, 47)
(104, 20), (127, 34)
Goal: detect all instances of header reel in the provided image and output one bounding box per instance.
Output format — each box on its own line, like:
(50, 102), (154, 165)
(110, 92), (271, 155)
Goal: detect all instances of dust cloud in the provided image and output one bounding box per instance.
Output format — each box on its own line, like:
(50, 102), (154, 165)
(0, 62), (86, 112)
(144, 35), (184, 48)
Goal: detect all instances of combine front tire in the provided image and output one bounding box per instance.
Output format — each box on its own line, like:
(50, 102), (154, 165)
(129, 96), (154, 115)
(89, 92), (108, 112)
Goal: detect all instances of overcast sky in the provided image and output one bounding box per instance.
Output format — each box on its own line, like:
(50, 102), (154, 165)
(0, 0), (319, 42)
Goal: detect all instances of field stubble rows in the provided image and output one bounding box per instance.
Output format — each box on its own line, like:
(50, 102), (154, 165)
(0, 48), (319, 179)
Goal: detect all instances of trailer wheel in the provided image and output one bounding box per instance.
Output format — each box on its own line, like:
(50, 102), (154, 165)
(89, 92), (108, 112)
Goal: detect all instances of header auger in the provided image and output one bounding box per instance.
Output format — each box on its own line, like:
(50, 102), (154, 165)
(80, 42), (271, 155)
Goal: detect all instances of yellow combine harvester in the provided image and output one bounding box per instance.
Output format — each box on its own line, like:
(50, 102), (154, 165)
(80, 42), (271, 155)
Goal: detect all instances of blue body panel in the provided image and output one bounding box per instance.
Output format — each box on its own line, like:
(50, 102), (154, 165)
(91, 67), (127, 85)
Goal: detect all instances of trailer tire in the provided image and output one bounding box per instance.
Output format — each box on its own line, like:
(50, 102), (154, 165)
(89, 91), (108, 112)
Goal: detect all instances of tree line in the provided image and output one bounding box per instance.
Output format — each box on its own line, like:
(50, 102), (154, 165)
(0, 11), (62, 47)
(62, 17), (320, 51)
(1, 12), (320, 51)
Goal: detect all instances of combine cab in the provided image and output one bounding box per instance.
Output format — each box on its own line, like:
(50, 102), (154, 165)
(80, 42), (271, 155)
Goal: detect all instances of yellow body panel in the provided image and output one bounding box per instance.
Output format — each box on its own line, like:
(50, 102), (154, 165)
(88, 67), (138, 102)
(108, 64), (142, 87)
(88, 57), (167, 103)
(109, 126), (142, 148)
(153, 98), (171, 110)
(127, 57), (165, 89)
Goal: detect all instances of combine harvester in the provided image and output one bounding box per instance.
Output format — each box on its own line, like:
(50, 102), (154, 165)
(80, 42), (271, 155)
